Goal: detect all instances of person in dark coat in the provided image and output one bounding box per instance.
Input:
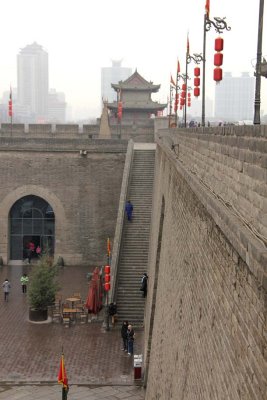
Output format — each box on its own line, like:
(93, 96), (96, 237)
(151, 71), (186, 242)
(127, 324), (135, 355)
(108, 302), (117, 326)
(140, 273), (148, 298)
(121, 320), (128, 351)
(125, 200), (133, 221)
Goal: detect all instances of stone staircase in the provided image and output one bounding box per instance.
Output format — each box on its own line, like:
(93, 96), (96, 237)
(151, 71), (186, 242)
(115, 148), (155, 326)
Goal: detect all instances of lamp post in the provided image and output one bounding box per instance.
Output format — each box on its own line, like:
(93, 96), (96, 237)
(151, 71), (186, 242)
(202, 3), (231, 126)
(254, 0), (265, 125)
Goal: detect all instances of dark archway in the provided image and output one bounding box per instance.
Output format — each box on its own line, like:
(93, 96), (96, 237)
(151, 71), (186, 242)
(9, 195), (55, 260)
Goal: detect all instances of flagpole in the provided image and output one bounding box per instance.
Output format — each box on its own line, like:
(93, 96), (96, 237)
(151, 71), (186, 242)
(168, 84), (172, 128)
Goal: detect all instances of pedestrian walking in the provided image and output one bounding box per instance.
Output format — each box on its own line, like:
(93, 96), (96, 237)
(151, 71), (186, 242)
(140, 273), (148, 298)
(127, 324), (135, 355)
(2, 279), (11, 302)
(20, 273), (29, 293)
(125, 200), (133, 222)
(121, 320), (128, 352)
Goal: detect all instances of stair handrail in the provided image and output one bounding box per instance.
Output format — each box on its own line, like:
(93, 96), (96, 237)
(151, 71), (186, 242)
(110, 139), (134, 302)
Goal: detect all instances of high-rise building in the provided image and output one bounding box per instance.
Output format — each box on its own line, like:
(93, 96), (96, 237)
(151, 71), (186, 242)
(48, 89), (66, 123)
(101, 60), (132, 103)
(215, 72), (255, 122)
(17, 42), (49, 122)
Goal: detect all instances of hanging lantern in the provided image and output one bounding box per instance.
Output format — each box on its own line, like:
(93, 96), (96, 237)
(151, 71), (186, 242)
(194, 77), (200, 87)
(188, 102), (191, 107)
(180, 98), (185, 106)
(194, 67), (200, 77)
(194, 87), (200, 97)
(182, 83), (187, 91)
(215, 37), (224, 52)
(181, 91), (186, 99)
(104, 282), (111, 291)
(104, 265), (110, 274)
(214, 53), (223, 67)
(187, 92), (191, 97)
(214, 67), (223, 82)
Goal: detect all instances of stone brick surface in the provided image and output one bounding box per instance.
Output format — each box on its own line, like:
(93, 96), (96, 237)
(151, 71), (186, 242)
(144, 138), (266, 399)
(0, 143), (126, 265)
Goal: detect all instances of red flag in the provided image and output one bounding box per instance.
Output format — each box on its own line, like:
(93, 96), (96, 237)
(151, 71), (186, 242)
(8, 87), (13, 117)
(58, 354), (68, 388)
(177, 60), (181, 74)
(205, 0), (210, 18)
(170, 74), (176, 87)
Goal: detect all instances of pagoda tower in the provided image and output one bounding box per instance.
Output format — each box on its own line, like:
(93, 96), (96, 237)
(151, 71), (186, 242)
(107, 70), (166, 124)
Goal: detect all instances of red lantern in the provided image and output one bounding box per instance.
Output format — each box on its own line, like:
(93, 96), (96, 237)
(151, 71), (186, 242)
(104, 265), (110, 274)
(194, 77), (200, 87)
(8, 100), (12, 117)
(194, 87), (200, 97)
(117, 101), (122, 120)
(187, 92), (191, 97)
(215, 37), (224, 52)
(188, 102), (191, 107)
(214, 67), (223, 82)
(182, 83), (186, 91)
(214, 53), (223, 66)
(180, 98), (185, 106)
(181, 91), (186, 99)
(194, 67), (200, 77)
(104, 282), (110, 291)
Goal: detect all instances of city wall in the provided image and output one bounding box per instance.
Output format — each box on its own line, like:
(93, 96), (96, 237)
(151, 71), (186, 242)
(0, 123), (155, 142)
(144, 127), (266, 399)
(0, 138), (127, 265)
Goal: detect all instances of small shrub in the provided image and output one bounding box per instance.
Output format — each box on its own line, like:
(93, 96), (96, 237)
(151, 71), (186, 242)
(28, 255), (60, 310)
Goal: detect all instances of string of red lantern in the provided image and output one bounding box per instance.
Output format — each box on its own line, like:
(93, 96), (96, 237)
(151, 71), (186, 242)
(214, 37), (223, 82)
(194, 67), (200, 98)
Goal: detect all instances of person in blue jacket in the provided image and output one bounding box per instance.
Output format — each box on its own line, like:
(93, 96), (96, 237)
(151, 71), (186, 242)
(125, 200), (133, 221)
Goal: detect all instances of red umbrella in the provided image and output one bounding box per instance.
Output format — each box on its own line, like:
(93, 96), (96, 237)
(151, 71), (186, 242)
(85, 267), (103, 314)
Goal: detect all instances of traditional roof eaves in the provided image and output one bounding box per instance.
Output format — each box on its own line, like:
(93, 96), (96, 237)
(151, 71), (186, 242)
(107, 102), (167, 111)
(111, 70), (161, 92)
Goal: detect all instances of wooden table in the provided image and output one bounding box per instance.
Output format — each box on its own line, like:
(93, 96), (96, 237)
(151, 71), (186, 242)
(65, 297), (80, 308)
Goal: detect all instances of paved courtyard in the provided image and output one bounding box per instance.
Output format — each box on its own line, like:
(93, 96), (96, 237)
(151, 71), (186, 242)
(0, 265), (145, 399)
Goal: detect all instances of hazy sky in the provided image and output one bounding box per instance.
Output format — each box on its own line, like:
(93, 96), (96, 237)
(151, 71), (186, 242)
(1, 0), (266, 119)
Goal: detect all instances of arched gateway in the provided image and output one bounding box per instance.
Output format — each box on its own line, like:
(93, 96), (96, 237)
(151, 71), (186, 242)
(9, 195), (55, 261)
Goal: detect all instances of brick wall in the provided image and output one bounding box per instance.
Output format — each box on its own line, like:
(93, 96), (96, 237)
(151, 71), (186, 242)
(0, 141), (127, 265)
(144, 132), (266, 399)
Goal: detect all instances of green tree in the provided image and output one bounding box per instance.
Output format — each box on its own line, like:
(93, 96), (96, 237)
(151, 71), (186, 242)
(28, 255), (60, 310)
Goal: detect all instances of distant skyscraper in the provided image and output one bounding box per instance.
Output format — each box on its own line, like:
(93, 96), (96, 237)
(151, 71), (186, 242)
(17, 42), (49, 122)
(101, 60), (132, 104)
(48, 89), (66, 123)
(215, 72), (255, 122)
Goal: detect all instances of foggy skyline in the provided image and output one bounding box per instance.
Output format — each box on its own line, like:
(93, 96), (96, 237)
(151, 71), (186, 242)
(0, 0), (266, 120)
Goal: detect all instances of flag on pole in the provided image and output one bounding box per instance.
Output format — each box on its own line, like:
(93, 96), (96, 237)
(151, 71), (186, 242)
(177, 60), (181, 74)
(58, 353), (68, 389)
(107, 237), (111, 257)
(8, 87), (13, 117)
(170, 74), (176, 87)
(205, 0), (210, 18)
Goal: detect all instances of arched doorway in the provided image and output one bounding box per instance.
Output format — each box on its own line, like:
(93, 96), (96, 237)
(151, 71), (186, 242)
(9, 195), (55, 261)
